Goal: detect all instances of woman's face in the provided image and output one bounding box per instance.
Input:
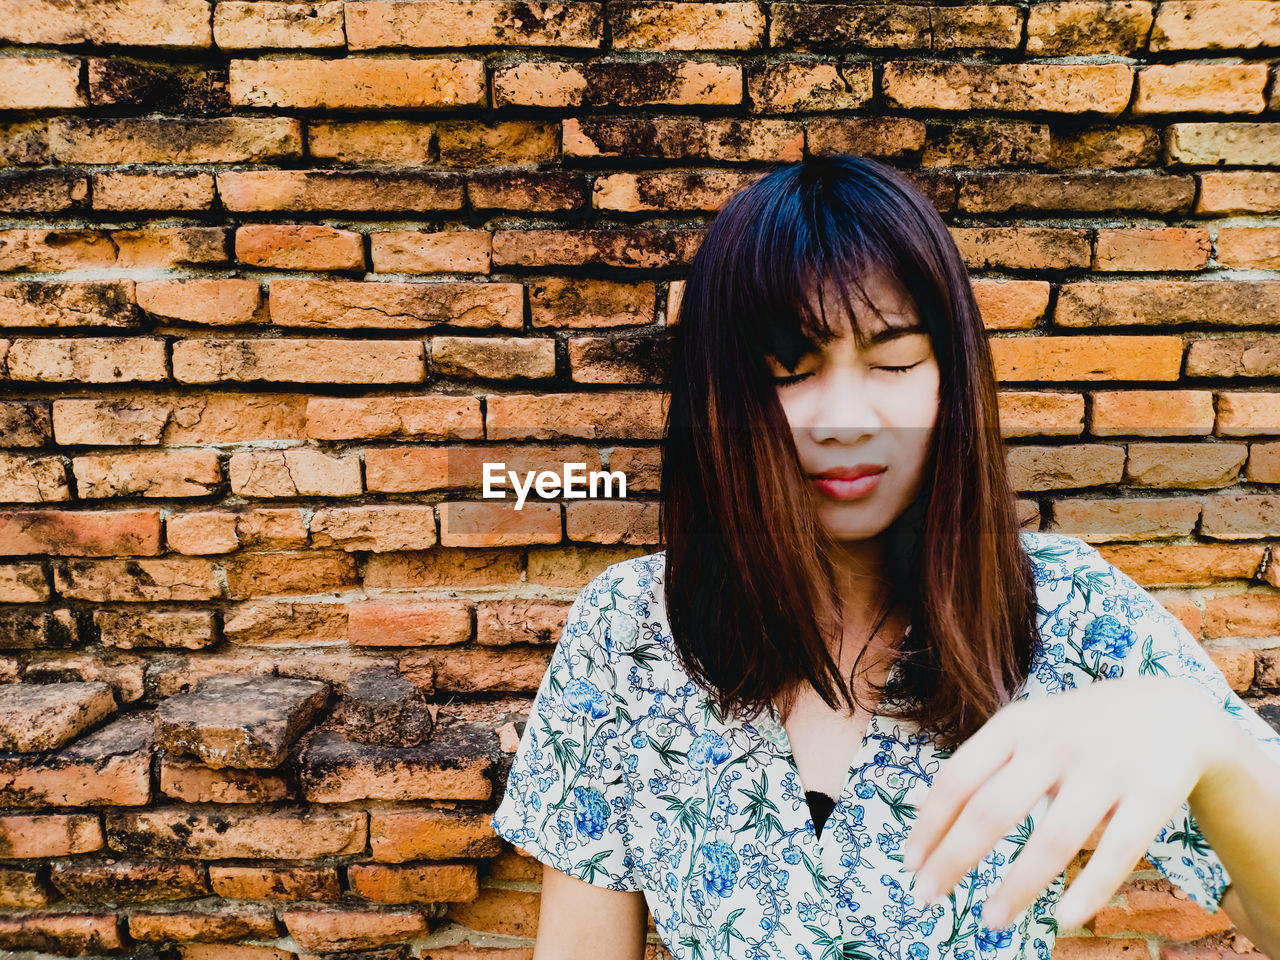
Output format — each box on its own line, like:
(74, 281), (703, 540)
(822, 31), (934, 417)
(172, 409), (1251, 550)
(766, 265), (940, 542)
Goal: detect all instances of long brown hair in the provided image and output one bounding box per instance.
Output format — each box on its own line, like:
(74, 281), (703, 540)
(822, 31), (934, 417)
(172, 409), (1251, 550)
(659, 154), (1038, 753)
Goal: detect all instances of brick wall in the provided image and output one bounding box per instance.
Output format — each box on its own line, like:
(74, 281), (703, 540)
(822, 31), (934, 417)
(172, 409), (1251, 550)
(0, 0), (1278, 956)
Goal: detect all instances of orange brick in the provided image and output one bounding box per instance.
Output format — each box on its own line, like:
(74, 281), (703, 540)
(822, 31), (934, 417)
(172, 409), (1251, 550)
(281, 905), (428, 952)
(1056, 280), (1280, 326)
(217, 169), (465, 213)
(345, 0), (601, 49)
(438, 501), (560, 547)
(1089, 390), (1215, 436)
(1217, 226), (1280, 268)
(883, 62), (1132, 114)
(230, 57), (486, 109)
(991, 336), (1183, 381)
(0, 509), (161, 557)
(951, 226), (1090, 270)
(997, 391), (1085, 438)
(1026, 2), (1153, 55)
(223, 550), (357, 599)
(1133, 64), (1269, 114)
(347, 600), (471, 647)
(348, 861), (479, 903)
(370, 230), (492, 274)
(309, 504), (438, 552)
(1048, 497), (1200, 540)
(493, 60), (741, 108)
(213, 0), (346, 49)
(445, 886), (539, 939)
(137, 278), (265, 325)
(173, 338), (424, 384)
(49, 117), (301, 164)
(0, 0), (211, 46)
(1127, 442), (1247, 488)
(369, 807), (503, 863)
(747, 62), (873, 112)
(92, 170), (216, 211)
(1197, 171), (1280, 214)
(0, 280), (136, 328)
(1006, 444), (1126, 491)
(210, 863), (341, 900)
(973, 279), (1051, 330)
(610, 2), (765, 50)
(0, 58), (84, 110)
(1152, 0), (1280, 51)
(235, 224), (364, 270)
(1093, 228), (1211, 271)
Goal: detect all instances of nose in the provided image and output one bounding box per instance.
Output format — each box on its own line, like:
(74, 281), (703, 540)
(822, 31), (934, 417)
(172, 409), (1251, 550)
(805, 367), (883, 443)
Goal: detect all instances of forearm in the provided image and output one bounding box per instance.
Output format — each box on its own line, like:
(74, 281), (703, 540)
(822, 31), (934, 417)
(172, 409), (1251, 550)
(1187, 710), (1280, 954)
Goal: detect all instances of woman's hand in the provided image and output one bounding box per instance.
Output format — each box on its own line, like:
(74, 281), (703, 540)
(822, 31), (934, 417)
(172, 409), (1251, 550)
(899, 674), (1226, 930)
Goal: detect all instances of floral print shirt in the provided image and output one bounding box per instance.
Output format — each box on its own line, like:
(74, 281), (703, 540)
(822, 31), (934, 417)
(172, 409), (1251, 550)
(490, 531), (1280, 960)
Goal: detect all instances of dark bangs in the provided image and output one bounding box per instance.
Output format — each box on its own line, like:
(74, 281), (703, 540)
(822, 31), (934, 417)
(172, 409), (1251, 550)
(659, 154), (1039, 753)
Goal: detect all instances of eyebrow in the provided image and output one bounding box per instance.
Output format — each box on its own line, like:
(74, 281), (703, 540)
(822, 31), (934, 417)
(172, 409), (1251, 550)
(862, 322), (926, 346)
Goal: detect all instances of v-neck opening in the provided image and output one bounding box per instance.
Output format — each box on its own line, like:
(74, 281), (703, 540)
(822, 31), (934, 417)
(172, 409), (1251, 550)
(758, 628), (910, 851)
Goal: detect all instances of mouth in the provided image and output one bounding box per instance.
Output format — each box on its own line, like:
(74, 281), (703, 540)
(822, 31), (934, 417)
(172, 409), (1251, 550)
(808, 465), (886, 501)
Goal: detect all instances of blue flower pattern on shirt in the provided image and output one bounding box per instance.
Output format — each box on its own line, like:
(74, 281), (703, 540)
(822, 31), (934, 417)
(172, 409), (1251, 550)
(491, 531), (1280, 960)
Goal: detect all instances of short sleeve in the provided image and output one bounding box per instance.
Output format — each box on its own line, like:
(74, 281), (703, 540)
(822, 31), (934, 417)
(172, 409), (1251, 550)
(1072, 538), (1280, 913)
(489, 566), (642, 891)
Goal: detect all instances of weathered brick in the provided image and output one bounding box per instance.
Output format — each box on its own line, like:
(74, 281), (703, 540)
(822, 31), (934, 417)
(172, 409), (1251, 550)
(958, 172), (1193, 214)
(1197, 171), (1280, 214)
(0, 508), (161, 557)
(951, 227), (1090, 270)
(159, 751), (294, 804)
(609, 1), (763, 50)
(563, 116), (800, 162)
(1127, 442), (1248, 488)
(0, 682), (116, 753)
(1092, 880), (1233, 937)
(400, 646), (550, 693)
(1247, 441), (1280, 483)
(493, 60), (741, 108)
(0, 715), (152, 807)
(210, 863), (341, 900)
(73, 450), (221, 498)
(0, 57), (85, 110)
(0, 813), (102, 858)
(1057, 280), (1280, 326)
(49, 117), (301, 164)
(1217, 226), (1280, 268)
(370, 229), (492, 274)
(1186, 337), (1280, 377)
(51, 857), (208, 904)
(973, 280), (1051, 330)
(166, 508), (307, 554)
(770, 3), (929, 50)
(1049, 497), (1201, 541)
(156, 673), (330, 770)
(476, 598), (571, 647)
(174, 338), (425, 384)
(349, 861), (478, 904)
(128, 904), (278, 943)
(369, 807), (503, 862)
(236, 224), (364, 270)
(365, 549), (524, 590)
(1201, 494), (1280, 539)
(493, 227), (703, 268)
(308, 118), (435, 165)
(0, 609), (78, 650)
(1093, 228), (1211, 272)
(1089, 391), (1215, 436)
(0, 0), (212, 46)
(347, 600), (470, 648)
(1166, 122), (1280, 166)
(213, 0), (346, 48)
(23, 653), (146, 703)
(229, 449), (362, 497)
(1049, 124), (1161, 169)
(991, 336), (1183, 381)
(0, 453), (69, 503)
(222, 600), (348, 646)
(438, 501), (560, 547)
(747, 61), (872, 112)
(86, 57), (229, 112)
(270, 279), (522, 330)
(223, 550), (356, 599)
(0, 911), (124, 953)
(462, 169), (581, 213)
(231, 57), (485, 108)
(0, 401), (51, 448)
(445, 886), (539, 939)
(93, 169), (216, 211)
(566, 500), (660, 544)
(4, 336), (166, 383)
(1026, 1), (1153, 55)
(95, 609), (217, 650)
(930, 4), (1023, 50)
(429, 336), (555, 380)
(1217, 393), (1280, 435)
(1006, 444), (1127, 492)
(923, 120), (1050, 168)
(1133, 65), (1269, 114)
(1152, 0), (1280, 51)
(106, 805), (367, 859)
(883, 62), (1132, 114)
(310, 505), (438, 552)
(218, 169), (465, 213)
(0, 866), (54, 907)
(346, 0), (601, 48)
(306, 395), (484, 441)
(137, 278), (265, 325)
(0, 563), (48, 602)
(0, 226), (227, 272)
(281, 904), (428, 952)
(485, 391), (666, 440)
(331, 665), (435, 746)
(299, 721), (492, 802)
(54, 395), (306, 446)
(0, 280), (135, 328)
(55, 557), (218, 601)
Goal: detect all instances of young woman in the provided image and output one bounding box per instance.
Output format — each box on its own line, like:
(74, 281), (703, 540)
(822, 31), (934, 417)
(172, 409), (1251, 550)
(490, 155), (1280, 960)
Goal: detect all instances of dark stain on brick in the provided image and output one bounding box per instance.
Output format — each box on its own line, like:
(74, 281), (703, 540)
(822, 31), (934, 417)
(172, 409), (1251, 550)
(87, 57), (231, 114)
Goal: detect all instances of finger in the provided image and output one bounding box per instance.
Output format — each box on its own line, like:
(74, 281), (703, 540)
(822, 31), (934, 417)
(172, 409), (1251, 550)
(903, 707), (1022, 870)
(979, 775), (1120, 929)
(1055, 792), (1180, 928)
(912, 750), (1061, 907)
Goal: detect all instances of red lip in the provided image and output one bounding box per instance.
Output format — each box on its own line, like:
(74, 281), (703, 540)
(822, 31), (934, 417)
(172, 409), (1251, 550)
(809, 464), (887, 480)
